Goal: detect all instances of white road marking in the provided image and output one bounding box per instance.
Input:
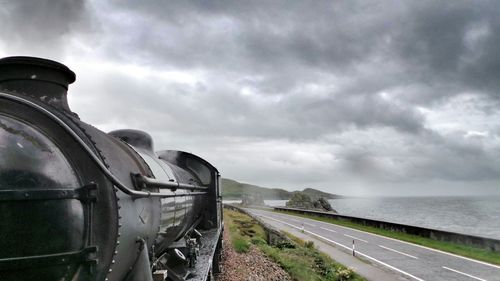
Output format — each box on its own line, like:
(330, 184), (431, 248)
(442, 266), (488, 281)
(257, 214), (426, 281)
(303, 222), (316, 227)
(266, 210), (500, 270)
(379, 245), (418, 259)
(344, 234), (368, 243)
(320, 227), (337, 233)
(289, 218), (300, 222)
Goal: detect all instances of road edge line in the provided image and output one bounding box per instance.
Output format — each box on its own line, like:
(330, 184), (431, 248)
(257, 213), (426, 281)
(272, 210), (500, 269)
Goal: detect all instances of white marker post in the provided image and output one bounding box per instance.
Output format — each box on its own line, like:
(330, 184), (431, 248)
(352, 240), (355, 256)
(301, 223), (305, 233)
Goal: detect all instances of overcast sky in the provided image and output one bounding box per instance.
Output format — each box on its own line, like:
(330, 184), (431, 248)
(2, 0), (500, 196)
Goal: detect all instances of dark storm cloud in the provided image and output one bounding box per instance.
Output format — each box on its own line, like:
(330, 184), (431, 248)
(70, 66), (425, 143)
(295, 94), (425, 134)
(3, 0), (500, 194)
(0, 0), (92, 57)
(82, 0), (431, 138)
(384, 1), (500, 102)
(89, 0), (500, 126)
(328, 129), (500, 189)
(70, 0), (500, 191)
(421, 131), (500, 182)
(100, 1), (387, 75)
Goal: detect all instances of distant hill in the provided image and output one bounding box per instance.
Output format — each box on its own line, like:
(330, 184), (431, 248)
(221, 178), (342, 200)
(221, 178), (290, 199)
(301, 188), (340, 200)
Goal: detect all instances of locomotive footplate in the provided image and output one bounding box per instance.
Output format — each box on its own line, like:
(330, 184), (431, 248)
(154, 228), (222, 281)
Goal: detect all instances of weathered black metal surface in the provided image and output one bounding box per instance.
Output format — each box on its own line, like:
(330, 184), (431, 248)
(0, 56), (76, 112)
(109, 129), (155, 154)
(0, 184), (97, 202)
(0, 246), (98, 271)
(183, 228), (222, 281)
(132, 173), (208, 192)
(0, 94), (121, 281)
(0, 56), (223, 281)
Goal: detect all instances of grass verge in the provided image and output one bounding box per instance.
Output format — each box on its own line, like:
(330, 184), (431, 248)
(224, 208), (366, 281)
(273, 209), (500, 265)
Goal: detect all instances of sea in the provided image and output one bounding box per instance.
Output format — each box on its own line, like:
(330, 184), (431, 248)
(228, 196), (500, 239)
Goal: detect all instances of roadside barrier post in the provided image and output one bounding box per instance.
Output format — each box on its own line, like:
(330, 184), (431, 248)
(352, 240), (355, 256)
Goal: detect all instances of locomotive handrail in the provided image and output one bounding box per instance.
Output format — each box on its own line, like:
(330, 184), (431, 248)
(0, 91), (203, 200)
(132, 173), (208, 192)
(160, 191), (208, 198)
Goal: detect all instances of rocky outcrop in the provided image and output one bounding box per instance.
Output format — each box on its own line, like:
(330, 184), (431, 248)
(314, 197), (334, 212)
(241, 192), (265, 206)
(286, 192), (336, 212)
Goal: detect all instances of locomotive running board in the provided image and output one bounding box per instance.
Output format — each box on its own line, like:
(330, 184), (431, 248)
(187, 227), (222, 281)
(158, 227), (222, 281)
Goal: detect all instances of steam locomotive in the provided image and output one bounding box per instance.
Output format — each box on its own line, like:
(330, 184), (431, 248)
(0, 56), (223, 281)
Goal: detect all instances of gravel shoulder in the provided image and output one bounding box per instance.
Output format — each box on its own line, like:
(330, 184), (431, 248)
(215, 224), (292, 281)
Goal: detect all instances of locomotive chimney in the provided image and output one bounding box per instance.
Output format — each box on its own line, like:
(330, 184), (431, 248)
(0, 56), (76, 112)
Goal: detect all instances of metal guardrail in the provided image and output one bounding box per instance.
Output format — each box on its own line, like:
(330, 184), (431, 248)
(274, 206), (500, 252)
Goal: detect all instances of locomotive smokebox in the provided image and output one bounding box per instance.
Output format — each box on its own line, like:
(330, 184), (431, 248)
(0, 56), (76, 111)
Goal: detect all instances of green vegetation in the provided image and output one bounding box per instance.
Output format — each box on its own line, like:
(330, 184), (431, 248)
(224, 208), (366, 281)
(232, 237), (250, 253)
(225, 209), (266, 253)
(274, 209), (500, 265)
(221, 178), (342, 200)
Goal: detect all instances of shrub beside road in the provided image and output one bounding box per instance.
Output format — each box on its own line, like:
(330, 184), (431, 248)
(220, 208), (366, 281)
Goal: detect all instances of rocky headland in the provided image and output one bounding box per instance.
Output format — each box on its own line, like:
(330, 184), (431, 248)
(285, 192), (337, 213)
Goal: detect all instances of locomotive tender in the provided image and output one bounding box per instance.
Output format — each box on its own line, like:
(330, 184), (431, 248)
(0, 56), (223, 281)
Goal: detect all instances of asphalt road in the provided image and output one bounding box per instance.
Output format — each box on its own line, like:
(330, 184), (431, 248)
(245, 208), (500, 281)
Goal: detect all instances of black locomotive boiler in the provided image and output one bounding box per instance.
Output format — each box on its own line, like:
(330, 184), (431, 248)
(0, 57), (223, 281)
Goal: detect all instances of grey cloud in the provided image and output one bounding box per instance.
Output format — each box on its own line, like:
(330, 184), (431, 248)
(4, 0), (500, 195)
(416, 132), (500, 182)
(0, 0), (92, 57)
(393, 1), (500, 99)
(293, 94), (425, 134)
(70, 66), (425, 142)
(93, 0), (500, 105)
(92, 1), (383, 74)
